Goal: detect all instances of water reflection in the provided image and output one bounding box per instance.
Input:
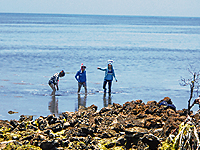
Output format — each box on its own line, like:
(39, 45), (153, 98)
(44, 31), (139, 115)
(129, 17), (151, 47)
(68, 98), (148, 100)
(75, 94), (87, 111)
(48, 95), (58, 116)
(103, 93), (112, 107)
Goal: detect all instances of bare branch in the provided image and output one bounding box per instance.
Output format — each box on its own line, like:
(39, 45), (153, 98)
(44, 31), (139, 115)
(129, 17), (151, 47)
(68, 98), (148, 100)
(188, 67), (193, 75)
(180, 66), (200, 115)
(179, 78), (188, 86)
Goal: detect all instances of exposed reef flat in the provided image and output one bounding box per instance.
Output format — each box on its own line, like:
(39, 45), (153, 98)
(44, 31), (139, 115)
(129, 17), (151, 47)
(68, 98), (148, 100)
(1, 97), (196, 150)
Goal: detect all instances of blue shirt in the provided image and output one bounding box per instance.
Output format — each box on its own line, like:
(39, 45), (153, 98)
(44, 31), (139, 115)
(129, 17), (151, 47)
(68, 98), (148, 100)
(98, 67), (117, 81)
(106, 70), (113, 81)
(75, 69), (87, 83)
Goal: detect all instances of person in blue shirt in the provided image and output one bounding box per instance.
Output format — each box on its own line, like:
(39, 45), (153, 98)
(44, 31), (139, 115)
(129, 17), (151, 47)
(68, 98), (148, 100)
(75, 64), (87, 93)
(97, 61), (117, 94)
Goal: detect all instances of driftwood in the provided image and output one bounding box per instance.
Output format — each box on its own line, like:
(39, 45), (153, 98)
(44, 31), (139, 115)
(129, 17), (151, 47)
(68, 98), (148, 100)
(161, 115), (200, 150)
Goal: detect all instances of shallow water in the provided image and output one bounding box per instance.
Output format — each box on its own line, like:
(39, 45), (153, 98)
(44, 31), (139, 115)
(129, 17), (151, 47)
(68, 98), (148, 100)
(0, 13), (200, 120)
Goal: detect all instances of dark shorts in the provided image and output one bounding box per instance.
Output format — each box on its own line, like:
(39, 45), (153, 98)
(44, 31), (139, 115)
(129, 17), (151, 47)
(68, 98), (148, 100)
(48, 80), (54, 85)
(78, 82), (86, 87)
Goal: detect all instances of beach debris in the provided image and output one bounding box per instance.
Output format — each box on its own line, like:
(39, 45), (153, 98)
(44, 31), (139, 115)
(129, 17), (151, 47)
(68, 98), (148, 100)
(161, 115), (200, 150)
(8, 111), (18, 114)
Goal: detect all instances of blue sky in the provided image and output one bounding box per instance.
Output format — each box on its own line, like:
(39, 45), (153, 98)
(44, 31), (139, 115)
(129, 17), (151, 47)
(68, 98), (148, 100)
(0, 0), (200, 17)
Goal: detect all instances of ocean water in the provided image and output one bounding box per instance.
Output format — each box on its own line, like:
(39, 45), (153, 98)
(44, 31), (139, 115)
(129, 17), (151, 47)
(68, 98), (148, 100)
(0, 13), (200, 120)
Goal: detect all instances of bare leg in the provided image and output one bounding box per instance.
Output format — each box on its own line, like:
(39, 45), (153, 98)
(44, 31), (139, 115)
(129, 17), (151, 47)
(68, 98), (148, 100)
(78, 83), (81, 93)
(51, 91), (55, 96)
(84, 86), (87, 93)
(49, 84), (56, 95)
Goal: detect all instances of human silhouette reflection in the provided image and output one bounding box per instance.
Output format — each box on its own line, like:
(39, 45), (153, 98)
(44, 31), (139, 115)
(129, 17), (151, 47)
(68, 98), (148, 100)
(75, 94), (87, 111)
(103, 93), (112, 107)
(48, 95), (58, 116)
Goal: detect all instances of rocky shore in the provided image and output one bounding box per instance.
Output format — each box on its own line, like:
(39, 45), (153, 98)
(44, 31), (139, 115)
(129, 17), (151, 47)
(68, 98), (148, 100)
(0, 97), (193, 150)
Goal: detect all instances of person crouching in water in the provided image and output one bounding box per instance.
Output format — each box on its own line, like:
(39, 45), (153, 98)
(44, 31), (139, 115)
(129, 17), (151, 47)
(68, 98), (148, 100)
(97, 61), (117, 94)
(75, 64), (87, 94)
(48, 70), (65, 95)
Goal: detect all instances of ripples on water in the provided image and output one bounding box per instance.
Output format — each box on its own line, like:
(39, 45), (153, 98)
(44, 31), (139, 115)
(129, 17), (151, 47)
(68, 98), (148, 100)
(0, 13), (200, 120)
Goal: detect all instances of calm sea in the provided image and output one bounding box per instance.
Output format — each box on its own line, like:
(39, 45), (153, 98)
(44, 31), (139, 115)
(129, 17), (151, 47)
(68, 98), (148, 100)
(0, 13), (200, 120)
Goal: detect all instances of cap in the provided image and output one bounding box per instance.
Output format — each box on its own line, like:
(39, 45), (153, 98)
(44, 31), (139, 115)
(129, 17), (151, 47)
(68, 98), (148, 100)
(107, 60), (114, 64)
(81, 63), (86, 68)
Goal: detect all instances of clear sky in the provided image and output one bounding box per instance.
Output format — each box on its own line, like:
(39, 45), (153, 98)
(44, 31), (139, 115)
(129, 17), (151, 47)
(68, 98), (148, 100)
(0, 0), (200, 17)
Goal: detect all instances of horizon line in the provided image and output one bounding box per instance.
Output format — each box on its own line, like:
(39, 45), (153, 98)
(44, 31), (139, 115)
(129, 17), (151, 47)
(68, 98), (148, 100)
(1, 12), (200, 19)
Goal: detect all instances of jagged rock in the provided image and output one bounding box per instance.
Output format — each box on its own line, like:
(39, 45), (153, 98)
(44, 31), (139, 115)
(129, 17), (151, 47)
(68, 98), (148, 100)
(46, 114), (57, 125)
(177, 109), (188, 116)
(87, 104), (98, 111)
(20, 134), (34, 141)
(111, 122), (124, 132)
(50, 123), (63, 133)
(141, 134), (160, 150)
(70, 118), (78, 127)
(63, 140), (70, 147)
(145, 106), (158, 115)
(10, 120), (19, 128)
(27, 124), (38, 131)
(113, 103), (122, 109)
(125, 127), (148, 135)
(63, 121), (70, 129)
(80, 127), (94, 136)
(147, 101), (157, 106)
(19, 115), (33, 122)
(40, 140), (56, 150)
(99, 107), (111, 114)
(136, 112), (147, 119)
(163, 97), (172, 104)
(116, 136), (126, 146)
(62, 112), (68, 120)
(105, 141), (115, 148)
(144, 117), (163, 129)
(100, 132), (111, 138)
(19, 115), (26, 122)
(17, 122), (26, 131)
(135, 100), (143, 104)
